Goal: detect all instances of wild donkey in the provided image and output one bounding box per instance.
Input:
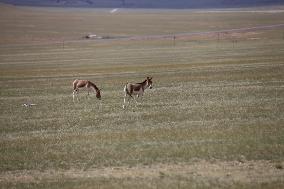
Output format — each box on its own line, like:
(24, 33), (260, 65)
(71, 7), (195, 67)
(72, 79), (101, 102)
(123, 77), (153, 109)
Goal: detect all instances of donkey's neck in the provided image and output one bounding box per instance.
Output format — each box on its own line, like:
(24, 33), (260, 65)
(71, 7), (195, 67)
(140, 80), (148, 89)
(89, 82), (99, 92)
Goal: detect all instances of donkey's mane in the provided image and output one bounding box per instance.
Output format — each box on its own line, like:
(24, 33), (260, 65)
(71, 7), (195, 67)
(137, 79), (147, 84)
(89, 81), (99, 91)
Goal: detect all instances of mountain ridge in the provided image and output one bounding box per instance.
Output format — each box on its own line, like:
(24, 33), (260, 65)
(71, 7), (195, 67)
(0, 0), (284, 9)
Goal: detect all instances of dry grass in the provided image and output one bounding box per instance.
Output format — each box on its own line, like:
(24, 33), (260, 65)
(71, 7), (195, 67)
(1, 160), (282, 183)
(0, 4), (284, 189)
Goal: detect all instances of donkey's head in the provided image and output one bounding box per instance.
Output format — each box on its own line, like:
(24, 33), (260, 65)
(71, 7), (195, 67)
(146, 77), (153, 89)
(96, 89), (102, 100)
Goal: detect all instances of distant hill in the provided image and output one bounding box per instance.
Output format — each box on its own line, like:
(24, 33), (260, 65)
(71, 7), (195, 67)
(0, 0), (284, 8)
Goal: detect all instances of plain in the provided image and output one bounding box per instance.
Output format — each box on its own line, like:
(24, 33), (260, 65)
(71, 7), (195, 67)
(0, 4), (284, 189)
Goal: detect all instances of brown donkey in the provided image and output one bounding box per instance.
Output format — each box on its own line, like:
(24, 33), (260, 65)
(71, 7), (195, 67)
(123, 77), (153, 109)
(72, 79), (101, 102)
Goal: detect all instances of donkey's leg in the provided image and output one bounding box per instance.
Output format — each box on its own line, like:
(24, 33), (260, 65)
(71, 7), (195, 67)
(73, 91), (75, 103)
(73, 90), (78, 102)
(123, 93), (128, 109)
(135, 91), (143, 105)
(87, 86), (90, 96)
(138, 94), (144, 105)
(128, 96), (133, 106)
(73, 89), (79, 102)
(123, 93), (133, 109)
(134, 95), (139, 105)
(86, 88), (90, 99)
(84, 86), (90, 100)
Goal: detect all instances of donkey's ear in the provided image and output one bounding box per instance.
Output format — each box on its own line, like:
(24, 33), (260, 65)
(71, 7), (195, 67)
(149, 77), (153, 80)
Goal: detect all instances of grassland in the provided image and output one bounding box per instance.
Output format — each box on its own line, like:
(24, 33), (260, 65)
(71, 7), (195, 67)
(0, 4), (284, 189)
